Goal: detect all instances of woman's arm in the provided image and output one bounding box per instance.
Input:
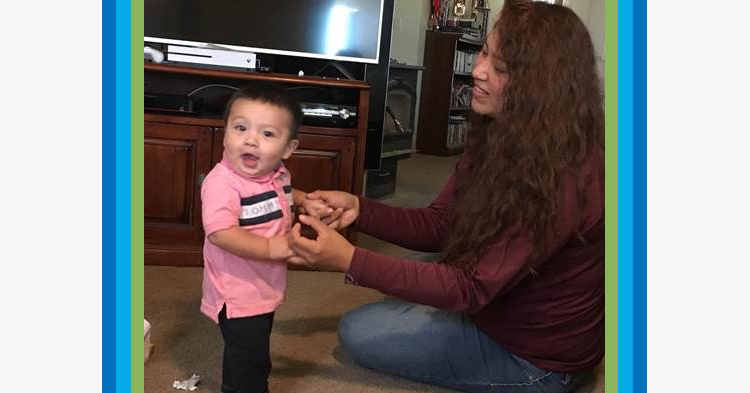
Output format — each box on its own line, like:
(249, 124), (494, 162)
(355, 174), (454, 252)
(346, 167), (599, 313)
(307, 170), (460, 253)
(288, 213), (532, 313)
(346, 236), (532, 314)
(289, 169), (595, 313)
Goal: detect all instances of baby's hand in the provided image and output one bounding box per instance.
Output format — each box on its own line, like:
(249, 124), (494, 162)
(267, 235), (293, 260)
(299, 197), (334, 220)
(305, 190), (358, 230)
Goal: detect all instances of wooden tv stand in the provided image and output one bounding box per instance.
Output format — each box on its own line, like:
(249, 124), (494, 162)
(144, 63), (370, 266)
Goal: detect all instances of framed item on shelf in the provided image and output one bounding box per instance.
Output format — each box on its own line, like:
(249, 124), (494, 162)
(438, 0), (490, 40)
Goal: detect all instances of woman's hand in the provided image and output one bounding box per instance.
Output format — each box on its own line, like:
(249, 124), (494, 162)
(297, 196), (344, 227)
(305, 190), (360, 230)
(287, 214), (355, 272)
(297, 196), (332, 217)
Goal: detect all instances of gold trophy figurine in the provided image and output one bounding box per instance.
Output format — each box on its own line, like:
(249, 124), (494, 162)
(453, 0), (466, 17)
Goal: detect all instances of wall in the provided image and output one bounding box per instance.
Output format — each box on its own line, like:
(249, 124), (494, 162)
(585, 0), (606, 82)
(489, 0), (503, 30)
(389, 0), (432, 66)
(389, 0), (431, 148)
(566, 0), (605, 82)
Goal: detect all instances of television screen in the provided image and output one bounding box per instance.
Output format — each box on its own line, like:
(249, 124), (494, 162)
(145, 0), (385, 64)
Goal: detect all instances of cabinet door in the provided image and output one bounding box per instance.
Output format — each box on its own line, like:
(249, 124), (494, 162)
(285, 133), (356, 193)
(144, 121), (214, 265)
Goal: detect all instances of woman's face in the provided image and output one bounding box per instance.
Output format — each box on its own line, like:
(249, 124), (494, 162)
(471, 32), (508, 117)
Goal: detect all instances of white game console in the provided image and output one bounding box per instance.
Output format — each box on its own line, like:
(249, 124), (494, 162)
(144, 46), (164, 63)
(166, 45), (257, 70)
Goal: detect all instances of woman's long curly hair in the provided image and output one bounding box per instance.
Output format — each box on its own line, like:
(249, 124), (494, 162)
(442, 0), (604, 270)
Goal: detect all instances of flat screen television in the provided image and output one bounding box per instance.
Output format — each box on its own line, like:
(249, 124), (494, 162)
(145, 0), (386, 65)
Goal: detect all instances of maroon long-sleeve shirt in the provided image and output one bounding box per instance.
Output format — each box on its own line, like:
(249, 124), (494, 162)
(346, 154), (604, 372)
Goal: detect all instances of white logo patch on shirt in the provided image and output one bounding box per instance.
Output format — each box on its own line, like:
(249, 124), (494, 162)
(238, 185), (293, 226)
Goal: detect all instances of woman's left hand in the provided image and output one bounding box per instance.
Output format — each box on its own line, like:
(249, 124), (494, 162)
(287, 214), (355, 272)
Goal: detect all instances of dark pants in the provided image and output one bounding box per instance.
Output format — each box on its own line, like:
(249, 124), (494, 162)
(218, 306), (274, 393)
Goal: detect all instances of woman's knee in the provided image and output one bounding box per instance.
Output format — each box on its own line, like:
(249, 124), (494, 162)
(338, 300), (410, 368)
(338, 303), (378, 364)
(337, 306), (361, 351)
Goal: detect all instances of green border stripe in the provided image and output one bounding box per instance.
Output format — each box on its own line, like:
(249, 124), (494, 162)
(132, 0), (145, 390)
(605, 1), (618, 392)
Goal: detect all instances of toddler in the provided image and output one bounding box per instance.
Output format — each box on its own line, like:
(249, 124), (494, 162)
(200, 82), (324, 393)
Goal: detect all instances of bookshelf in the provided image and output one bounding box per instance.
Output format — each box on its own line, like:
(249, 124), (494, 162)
(415, 31), (482, 156)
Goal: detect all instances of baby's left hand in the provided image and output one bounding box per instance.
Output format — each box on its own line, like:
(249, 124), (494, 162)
(298, 197), (342, 227)
(268, 235), (294, 260)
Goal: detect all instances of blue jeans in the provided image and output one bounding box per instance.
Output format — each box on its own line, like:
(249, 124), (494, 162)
(338, 299), (589, 393)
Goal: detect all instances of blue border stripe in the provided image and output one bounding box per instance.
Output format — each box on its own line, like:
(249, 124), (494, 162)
(115, 0), (132, 391)
(633, 0), (647, 391)
(618, 1), (634, 393)
(103, 0), (114, 390)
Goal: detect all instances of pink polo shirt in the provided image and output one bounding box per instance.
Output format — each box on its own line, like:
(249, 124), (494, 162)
(200, 158), (293, 323)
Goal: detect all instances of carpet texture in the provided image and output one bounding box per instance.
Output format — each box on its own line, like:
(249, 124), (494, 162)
(145, 266), (464, 392)
(144, 266), (604, 392)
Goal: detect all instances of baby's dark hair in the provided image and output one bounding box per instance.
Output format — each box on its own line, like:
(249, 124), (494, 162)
(223, 82), (303, 140)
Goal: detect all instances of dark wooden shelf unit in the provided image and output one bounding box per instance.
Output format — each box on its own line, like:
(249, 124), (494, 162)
(416, 31), (482, 156)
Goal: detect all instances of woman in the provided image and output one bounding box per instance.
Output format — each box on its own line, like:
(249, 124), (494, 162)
(289, 1), (604, 392)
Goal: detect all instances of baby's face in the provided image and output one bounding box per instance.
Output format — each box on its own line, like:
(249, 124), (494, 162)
(223, 99), (298, 177)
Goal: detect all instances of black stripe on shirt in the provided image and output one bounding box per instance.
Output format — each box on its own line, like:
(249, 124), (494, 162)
(239, 210), (284, 226)
(240, 190), (278, 206)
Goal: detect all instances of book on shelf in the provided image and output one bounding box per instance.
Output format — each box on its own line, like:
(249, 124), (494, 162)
(453, 50), (477, 74)
(451, 82), (473, 107)
(447, 118), (470, 146)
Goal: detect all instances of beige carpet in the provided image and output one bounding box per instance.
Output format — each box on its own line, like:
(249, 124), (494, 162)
(144, 154), (604, 392)
(146, 267), (465, 392)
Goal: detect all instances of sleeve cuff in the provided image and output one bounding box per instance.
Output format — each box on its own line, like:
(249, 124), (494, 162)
(355, 196), (370, 229)
(344, 247), (369, 286)
(203, 220), (236, 237)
